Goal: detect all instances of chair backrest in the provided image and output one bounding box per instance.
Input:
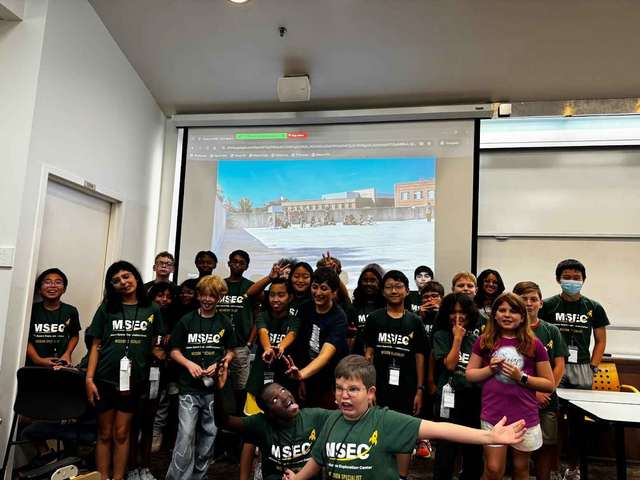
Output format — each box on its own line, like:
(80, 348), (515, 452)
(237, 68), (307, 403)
(592, 362), (621, 391)
(14, 367), (87, 420)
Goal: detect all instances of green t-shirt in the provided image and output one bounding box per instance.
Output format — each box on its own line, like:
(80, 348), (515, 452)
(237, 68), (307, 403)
(539, 294), (610, 364)
(245, 312), (302, 396)
(345, 303), (378, 355)
(403, 291), (422, 315)
(432, 330), (479, 394)
(311, 407), (421, 480)
(362, 309), (427, 402)
(288, 295), (310, 318)
(242, 408), (331, 480)
(217, 277), (255, 345)
(168, 309), (237, 395)
(531, 319), (569, 410)
(87, 303), (164, 386)
(28, 302), (81, 363)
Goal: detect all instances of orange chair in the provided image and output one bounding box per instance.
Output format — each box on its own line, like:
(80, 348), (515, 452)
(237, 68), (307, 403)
(592, 362), (640, 393)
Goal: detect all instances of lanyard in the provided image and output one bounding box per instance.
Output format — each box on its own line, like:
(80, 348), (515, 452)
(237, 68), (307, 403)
(42, 303), (64, 358)
(325, 409), (371, 480)
(199, 310), (218, 367)
(121, 304), (139, 357)
(561, 297), (583, 345)
(275, 416), (298, 472)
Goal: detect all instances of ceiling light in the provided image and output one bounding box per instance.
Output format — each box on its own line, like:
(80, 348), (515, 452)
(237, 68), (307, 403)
(228, 0), (249, 3)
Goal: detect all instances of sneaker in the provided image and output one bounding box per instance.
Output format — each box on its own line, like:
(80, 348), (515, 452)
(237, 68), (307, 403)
(19, 448), (57, 472)
(126, 469), (141, 480)
(416, 439), (432, 459)
(139, 468), (156, 480)
(550, 472), (563, 480)
(151, 430), (163, 453)
(563, 468), (580, 480)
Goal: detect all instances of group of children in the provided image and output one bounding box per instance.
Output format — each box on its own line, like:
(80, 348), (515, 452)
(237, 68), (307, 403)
(24, 251), (609, 480)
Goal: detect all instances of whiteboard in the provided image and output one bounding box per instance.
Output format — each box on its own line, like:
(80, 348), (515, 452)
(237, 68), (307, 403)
(479, 149), (640, 236)
(478, 147), (640, 356)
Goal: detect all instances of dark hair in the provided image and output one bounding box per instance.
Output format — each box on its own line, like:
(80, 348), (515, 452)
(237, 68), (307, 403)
(148, 281), (175, 302)
(382, 270), (409, 289)
(103, 261), (150, 313)
(334, 355), (376, 389)
(180, 279), (199, 293)
(353, 268), (385, 308)
(269, 277), (292, 294)
(362, 263), (385, 278)
(83, 330), (94, 352)
(286, 262), (313, 294)
(474, 269), (506, 306)
(229, 250), (250, 264)
(311, 267), (340, 291)
(436, 293), (480, 333)
(555, 259), (586, 280)
(419, 281), (445, 297)
(414, 265), (434, 279)
(195, 250), (218, 264)
(255, 382), (280, 413)
(35, 268), (68, 292)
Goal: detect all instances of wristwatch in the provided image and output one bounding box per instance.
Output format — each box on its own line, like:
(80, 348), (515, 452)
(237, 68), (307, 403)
(590, 364), (599, 373)
(417, 386), (426, 392)
(519, 373), (529, 385)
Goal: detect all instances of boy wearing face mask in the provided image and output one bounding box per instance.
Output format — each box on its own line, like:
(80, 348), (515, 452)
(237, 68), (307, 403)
(538, 259), (609, 480)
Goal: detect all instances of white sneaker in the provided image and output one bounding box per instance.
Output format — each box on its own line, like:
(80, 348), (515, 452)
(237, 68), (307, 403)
(126, 470), (141, 480)
(563, 468), (580, 480)
(139, 468), (157, 480)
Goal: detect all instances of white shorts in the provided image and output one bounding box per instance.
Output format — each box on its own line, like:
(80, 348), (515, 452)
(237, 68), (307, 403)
(481, 419), (543, 452)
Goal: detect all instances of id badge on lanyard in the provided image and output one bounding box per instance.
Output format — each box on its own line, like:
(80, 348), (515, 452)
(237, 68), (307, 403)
(568, 345), (579, 364)
(149, 366), (160, 399)
(264, 369), (275, 385)
(119, 356), (132, 394)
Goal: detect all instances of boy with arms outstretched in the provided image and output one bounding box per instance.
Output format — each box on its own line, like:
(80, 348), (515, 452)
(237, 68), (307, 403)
(283, 355), (526, 480)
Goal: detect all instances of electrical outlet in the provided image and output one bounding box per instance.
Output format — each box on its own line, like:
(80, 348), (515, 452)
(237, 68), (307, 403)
(0, 247), (15, 268)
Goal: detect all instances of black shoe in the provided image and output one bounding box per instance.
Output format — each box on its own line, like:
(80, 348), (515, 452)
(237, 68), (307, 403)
(18, 448), (56, 474)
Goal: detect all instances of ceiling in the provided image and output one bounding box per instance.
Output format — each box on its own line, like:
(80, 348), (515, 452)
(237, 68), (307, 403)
(88, 0), (640, 116)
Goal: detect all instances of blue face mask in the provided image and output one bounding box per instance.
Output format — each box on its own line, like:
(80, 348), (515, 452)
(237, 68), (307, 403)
(560, 280), (583, 296)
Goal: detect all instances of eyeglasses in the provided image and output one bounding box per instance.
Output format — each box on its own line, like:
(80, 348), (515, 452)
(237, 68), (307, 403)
(483, 279), (499, 285)
(42, 280), (64, 287)
(362, 278), (379, 285)
(332, 385), (367, 398)
(155, 261), (174, 268)
(229, 259), (247, 266)
(383, 284), (405, 292)
(111, 273), (133, 285)
(422, 294), (441, 300)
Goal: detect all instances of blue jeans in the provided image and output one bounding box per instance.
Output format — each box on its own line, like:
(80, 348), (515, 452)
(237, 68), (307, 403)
(166, 394), (218, 480)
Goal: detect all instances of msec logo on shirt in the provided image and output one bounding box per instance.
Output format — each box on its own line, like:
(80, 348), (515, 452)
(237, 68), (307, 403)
(34, 319), (70, 333)
(111, 317), (153, 331)
(325, 430), (378, 461)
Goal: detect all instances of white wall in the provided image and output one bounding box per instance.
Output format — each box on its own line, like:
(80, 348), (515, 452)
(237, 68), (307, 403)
(0, 0), (167, 466)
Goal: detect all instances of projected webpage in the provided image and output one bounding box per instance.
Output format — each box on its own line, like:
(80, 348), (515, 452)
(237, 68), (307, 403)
(182, 121), (474, 290)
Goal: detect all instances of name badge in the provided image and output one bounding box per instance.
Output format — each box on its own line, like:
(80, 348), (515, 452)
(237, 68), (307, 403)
(568, 345), (579, 364)
(264, 370), (275, 385)
(149, 366), (160, 399)
(119, 356), (131, 393)
(439, 397), (450, 419)
(443, 383), (455, 409)
(202, 376), (214, 387)
(389, 366), (400, 386)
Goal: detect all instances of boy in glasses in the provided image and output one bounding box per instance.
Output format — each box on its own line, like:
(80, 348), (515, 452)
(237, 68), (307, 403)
(283, 355), (526, 480)
(363, 270), (428, 477)
(217, 249), (258, 412)
(144, 251), (180, 295)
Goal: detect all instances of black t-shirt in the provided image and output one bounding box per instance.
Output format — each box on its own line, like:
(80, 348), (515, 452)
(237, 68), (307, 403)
(363, 308), (428, 405)
(297, 300), (349, 386)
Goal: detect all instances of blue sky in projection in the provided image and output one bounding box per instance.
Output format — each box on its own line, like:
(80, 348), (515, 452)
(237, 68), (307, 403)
(218, 157), (435, 206)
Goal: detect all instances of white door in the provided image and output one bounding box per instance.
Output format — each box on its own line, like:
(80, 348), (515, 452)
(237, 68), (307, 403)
(36, 180), (112, 362)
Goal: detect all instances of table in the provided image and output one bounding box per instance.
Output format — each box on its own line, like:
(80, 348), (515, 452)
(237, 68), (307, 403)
(557, 389), (640, 480)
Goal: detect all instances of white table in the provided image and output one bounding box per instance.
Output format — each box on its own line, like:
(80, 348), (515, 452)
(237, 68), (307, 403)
(557, 388), (640, 405)
(558, 389), (640, 480)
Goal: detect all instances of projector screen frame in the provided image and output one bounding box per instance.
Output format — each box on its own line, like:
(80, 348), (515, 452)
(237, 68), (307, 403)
(171, 106), (487, 286)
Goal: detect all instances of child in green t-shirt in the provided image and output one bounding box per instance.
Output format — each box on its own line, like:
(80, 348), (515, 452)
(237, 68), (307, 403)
(432, 293), (482, 480)
(513, 281), (569, 480)
(283, 355), (526, 480)
(166, 275), (236, 480)
(404, 265), (434, 314)
(345, 267), (385, 355)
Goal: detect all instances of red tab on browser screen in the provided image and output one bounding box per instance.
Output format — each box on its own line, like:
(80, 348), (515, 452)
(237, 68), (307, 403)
(287, 133), (308, 139)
